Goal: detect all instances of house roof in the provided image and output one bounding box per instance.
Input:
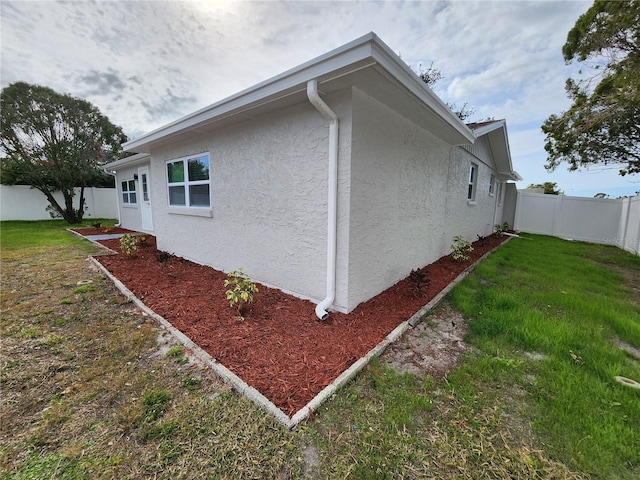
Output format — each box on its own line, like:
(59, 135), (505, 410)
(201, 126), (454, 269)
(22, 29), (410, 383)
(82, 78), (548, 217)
(103, 152), (150, 172)
(466, 119), (521, 181)
(120, 32), (475, 155)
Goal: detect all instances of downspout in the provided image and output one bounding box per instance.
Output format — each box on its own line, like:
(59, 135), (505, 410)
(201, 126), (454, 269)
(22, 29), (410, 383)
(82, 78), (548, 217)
(102, 168), (122, 227)
(307, 79), (338, 320)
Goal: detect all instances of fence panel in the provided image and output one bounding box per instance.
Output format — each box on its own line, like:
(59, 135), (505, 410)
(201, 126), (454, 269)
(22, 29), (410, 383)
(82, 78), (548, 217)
(515, 191), (639, 255)
(0, 185), (118, 221)
(513, 192), (557, 235)
(620, 196), (640, 255)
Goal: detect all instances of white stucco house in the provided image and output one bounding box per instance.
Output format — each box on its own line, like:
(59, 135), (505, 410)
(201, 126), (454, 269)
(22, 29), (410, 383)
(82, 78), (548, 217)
(104, 32), (520, 319)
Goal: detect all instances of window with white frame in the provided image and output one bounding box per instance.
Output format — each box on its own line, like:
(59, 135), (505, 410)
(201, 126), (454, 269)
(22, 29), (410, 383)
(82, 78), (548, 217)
(166, 153), (210, 208)
(489, 174), (496, 196)
(468, 163), (478, 201)
(121, 179), (137, 204)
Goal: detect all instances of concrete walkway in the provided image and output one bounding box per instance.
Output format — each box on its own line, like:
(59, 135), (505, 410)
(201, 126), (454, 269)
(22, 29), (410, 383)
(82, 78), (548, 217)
(84, 234), (125, 241)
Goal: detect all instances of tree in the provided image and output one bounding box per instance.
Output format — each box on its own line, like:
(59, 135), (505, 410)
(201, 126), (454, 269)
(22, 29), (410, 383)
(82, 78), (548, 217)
(527, 182), (564, 195)
(417, 63), (475, 121)
(0, 82), (127, 223)
(542, 0), (640, 176)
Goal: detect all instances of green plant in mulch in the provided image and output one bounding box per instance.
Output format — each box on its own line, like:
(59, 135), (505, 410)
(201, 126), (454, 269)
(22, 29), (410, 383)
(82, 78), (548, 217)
(494, 221), (511, 237)
(120, 234), (148, 256)
(224, 268), (258, 321)
(408, 268), (430, 297)
(120, 234), (139, 256)
(451, 235), (474, 262)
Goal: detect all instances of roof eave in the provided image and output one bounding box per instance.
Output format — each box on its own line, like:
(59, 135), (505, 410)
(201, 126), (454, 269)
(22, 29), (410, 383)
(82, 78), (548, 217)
(103, 152), (151, 171)
(124, 32), (474, 153)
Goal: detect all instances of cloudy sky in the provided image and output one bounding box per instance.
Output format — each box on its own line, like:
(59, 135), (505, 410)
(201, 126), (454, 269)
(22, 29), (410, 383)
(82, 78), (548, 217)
(2, 0), (638, 197)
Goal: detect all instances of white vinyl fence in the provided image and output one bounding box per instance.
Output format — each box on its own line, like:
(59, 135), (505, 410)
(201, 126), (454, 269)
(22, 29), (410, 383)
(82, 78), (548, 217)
(0, 185), (118, 221)
(514, 191), (640, 255)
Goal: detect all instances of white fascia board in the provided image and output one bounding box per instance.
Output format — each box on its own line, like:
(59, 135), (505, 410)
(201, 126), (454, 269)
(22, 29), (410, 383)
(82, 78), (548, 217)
(368, 34), (475, 145)
(124, 33), (379, 153)
(470, 119), (505, 137)
(123, 32), (475, 152)
(473, 119), (517, 177)
(103, 152), (151, 171)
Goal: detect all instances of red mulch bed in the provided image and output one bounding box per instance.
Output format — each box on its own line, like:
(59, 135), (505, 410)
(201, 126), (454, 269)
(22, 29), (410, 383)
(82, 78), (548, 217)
(92, 234), (506, 416)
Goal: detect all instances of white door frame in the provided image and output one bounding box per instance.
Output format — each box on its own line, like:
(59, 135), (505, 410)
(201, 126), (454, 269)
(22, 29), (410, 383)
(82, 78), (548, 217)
(138, 166), (153, 232)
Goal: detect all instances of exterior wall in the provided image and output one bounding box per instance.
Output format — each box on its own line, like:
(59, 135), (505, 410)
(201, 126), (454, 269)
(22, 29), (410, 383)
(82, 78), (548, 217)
(144, 90), (353, 307)
(115, 164), (146, 232)
(346, 88), (500, 311)
(0, 185), (118, 221)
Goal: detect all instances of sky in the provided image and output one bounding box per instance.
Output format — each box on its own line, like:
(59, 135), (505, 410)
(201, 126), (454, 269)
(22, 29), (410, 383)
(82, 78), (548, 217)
(1, 0), (638, 198)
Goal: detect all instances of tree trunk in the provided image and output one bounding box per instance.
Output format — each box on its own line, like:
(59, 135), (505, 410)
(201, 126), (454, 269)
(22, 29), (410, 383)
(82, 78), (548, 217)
(76, 186), (86, 223)
(37, 187), (83, 224)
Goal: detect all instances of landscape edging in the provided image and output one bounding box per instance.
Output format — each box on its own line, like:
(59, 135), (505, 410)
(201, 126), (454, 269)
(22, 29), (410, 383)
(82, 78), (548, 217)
(87, 237), (510, 429)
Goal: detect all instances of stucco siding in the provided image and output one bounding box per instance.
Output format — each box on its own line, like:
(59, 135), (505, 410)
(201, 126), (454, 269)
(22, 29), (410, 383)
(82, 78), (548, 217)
(450, 147), (500, 237)
(346, 88), (499, 312)
(348, 88), (451, 311)
(145, 91), (353, 308)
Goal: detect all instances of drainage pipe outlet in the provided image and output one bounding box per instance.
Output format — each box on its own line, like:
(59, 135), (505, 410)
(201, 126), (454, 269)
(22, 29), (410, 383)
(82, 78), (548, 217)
(307, 79), (338, 320)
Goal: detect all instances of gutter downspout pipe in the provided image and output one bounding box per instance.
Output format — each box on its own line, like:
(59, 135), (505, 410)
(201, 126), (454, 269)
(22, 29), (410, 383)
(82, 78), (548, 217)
(102, 168), (122, 227)
(307, 79), (338, 320)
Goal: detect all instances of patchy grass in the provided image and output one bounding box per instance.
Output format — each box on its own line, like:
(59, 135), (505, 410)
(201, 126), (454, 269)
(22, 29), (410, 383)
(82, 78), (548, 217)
(0, 221), (302, 479)
(2, 222), (638, 479)
(448, 235), (640, 479)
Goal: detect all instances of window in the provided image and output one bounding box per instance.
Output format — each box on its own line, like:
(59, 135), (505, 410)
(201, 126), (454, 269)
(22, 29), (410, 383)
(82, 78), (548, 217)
(468, 163), (478, 202)
(121, 179), (136, 204)
(489, 174), (495, 196)
(167, 153), (210, 208)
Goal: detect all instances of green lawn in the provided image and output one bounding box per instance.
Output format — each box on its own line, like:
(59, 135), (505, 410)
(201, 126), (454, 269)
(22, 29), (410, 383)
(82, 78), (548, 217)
(0, 218), (118, 250)
(1, 222), (638, 479)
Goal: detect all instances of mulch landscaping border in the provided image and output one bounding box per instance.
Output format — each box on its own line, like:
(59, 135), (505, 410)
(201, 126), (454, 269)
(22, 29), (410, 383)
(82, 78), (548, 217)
(72, 227), (509, 428)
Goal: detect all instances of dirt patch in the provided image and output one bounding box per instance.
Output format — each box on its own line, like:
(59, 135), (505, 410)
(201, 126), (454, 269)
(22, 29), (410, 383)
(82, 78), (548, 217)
(619, 267), (640, 307)
(612, 337), (640, 360)
(383, 302), (471, 378)
(91, 234), (507, 416)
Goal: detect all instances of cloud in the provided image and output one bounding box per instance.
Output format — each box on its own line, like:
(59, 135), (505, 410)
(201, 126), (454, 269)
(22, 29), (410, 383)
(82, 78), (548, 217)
(79, 70), (127, 96)
(3, 0), (636, 196)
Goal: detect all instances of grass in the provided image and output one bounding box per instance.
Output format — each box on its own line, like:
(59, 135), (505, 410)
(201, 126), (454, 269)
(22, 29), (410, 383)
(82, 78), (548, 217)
(448, 235), (640, 478)
(0, 218), (117, 250)
(1, 222), (638, 479)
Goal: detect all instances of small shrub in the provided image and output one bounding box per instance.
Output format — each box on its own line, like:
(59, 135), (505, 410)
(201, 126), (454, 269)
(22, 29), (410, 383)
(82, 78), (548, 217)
(120, 235), (148, 256)
(451, 235), (474, 262)
(408, 268), (430, 297)
(476, 234), (486, 246)
(224, 268), (258, 320)
(91, 222), (102, 229)
(495, 221), (512, 237)
(120, 234), (139, 256)
(156, 251), (173, 263)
